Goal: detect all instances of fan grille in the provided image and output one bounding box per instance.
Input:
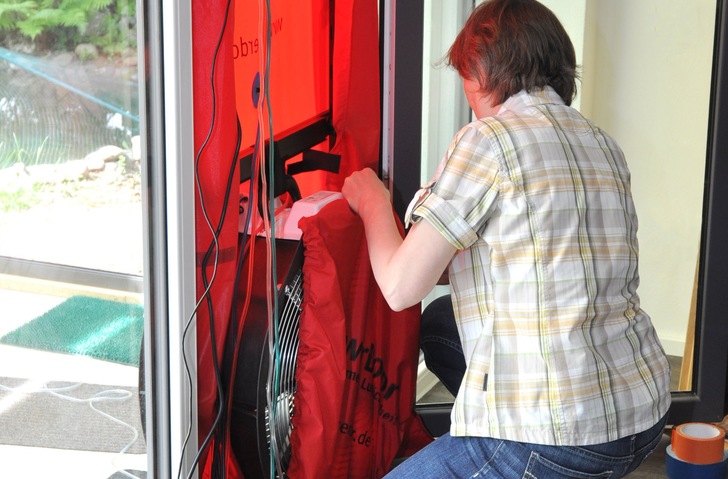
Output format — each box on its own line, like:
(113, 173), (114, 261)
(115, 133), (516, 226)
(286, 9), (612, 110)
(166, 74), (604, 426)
(266, 268), (303, 474)
(229, 239), (304, 479)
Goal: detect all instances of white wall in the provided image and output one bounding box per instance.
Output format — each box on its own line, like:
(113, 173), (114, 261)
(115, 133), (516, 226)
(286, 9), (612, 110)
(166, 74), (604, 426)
(577, 0), (715, 356)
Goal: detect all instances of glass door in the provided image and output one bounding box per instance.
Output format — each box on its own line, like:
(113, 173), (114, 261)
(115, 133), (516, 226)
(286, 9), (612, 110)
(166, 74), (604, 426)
(0, 0), (208, 475)
(0, 1), (148, 477)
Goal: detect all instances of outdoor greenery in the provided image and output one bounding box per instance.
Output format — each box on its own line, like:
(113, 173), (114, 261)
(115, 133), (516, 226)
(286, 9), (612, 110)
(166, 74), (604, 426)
(0, 0), (136, 55)
(0, 183), (40, 212)
(0, 135), (47, 169)
(0, 0), (139, 213)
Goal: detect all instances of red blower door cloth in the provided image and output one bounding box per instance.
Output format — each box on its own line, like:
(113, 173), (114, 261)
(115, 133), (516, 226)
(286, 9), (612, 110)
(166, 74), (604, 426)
(288, 200), (432, 478)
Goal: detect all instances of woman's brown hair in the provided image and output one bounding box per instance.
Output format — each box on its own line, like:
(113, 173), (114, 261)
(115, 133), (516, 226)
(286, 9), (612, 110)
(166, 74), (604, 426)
(447, 0), (579, 105)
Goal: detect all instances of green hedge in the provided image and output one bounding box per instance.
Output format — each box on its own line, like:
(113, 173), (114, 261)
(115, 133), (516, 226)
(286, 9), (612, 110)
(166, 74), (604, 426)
(0, 0), (136, 55)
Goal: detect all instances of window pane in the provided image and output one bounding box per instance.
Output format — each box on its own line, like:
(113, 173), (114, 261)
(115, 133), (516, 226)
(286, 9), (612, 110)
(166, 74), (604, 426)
(0, 1), (147, 476)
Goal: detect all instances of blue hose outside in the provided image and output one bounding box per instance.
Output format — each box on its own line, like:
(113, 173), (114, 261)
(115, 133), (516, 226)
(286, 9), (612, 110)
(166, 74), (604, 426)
(0, 47), (140, 123)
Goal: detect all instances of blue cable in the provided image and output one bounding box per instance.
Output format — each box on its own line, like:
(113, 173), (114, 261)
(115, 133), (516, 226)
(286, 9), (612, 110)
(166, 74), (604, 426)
(0, 47), (140, 123)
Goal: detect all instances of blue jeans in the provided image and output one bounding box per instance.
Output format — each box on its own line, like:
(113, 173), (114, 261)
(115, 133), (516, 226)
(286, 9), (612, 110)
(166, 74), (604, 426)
(386, 413), (668, 478)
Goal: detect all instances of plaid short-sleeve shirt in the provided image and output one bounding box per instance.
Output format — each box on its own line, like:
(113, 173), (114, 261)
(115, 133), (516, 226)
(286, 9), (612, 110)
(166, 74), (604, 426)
(406, 87), (671, 446)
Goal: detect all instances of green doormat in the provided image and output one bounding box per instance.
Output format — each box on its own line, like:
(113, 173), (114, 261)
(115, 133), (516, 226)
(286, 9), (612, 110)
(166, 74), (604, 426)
(0, 295), (144, 366)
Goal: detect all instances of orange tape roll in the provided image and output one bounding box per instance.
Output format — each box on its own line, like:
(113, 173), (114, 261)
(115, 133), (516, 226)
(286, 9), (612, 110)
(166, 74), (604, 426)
(671, 423), (725, 465)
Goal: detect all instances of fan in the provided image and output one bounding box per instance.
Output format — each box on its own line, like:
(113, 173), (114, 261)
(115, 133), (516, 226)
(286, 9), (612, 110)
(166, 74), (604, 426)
(136, 237), (304, 478)
(228, 237), (304, 479)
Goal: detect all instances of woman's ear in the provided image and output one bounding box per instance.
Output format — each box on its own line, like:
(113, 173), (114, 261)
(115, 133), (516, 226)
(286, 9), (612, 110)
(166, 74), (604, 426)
(463, 77), (501, 119)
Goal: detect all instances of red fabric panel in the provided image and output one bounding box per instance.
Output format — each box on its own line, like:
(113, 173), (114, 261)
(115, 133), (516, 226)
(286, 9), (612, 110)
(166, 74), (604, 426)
(192, 0), (240, 456)
(232, 0), (380, 197)
(233, 0), (331, 153)
(289, 0), (381, 199)
(289, 200), (432, 478)
(325, 0), (381, 191)
(194, 0), (383, 475)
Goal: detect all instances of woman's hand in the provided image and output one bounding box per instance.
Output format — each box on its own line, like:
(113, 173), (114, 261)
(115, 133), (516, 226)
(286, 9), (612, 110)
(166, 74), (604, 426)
(341, 167), (456, 311)
(342, 168), (390, 216)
